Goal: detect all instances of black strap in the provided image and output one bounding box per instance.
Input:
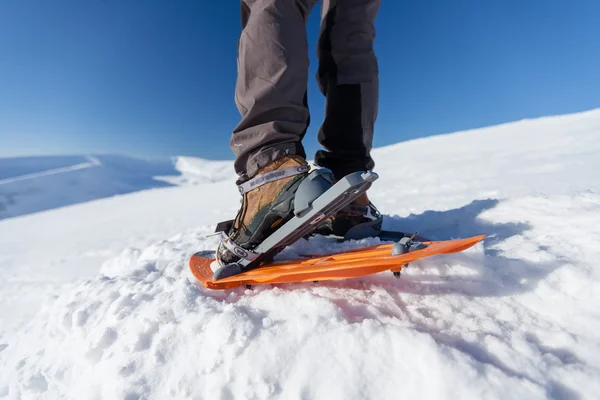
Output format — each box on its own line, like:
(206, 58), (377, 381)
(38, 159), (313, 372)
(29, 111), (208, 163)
(215, 219), (234, 234)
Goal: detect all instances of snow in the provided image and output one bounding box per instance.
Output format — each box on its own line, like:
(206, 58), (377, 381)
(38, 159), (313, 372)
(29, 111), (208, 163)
(155, 156), (236, 186)
(0, 155), (234, 220)
(1, 108), (600, 399)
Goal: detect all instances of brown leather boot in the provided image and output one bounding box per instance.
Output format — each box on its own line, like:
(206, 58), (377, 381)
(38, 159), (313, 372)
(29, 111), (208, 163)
(217, 155), (310, 266)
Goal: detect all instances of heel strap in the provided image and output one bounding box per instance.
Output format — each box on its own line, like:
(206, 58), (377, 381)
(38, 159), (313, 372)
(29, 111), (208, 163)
(237, 165), (310, 195)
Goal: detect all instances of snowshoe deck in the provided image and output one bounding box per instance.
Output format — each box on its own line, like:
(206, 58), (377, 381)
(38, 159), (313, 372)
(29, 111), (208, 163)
(190, 235), (485, 290)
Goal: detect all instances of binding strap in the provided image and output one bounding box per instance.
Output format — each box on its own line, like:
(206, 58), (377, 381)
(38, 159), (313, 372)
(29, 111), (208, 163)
(218, 164), (310, 267)
(219, 232), (259, 267)
(215, 219), (234, 234)
(237, 165), (310, 195)
(342, 203), (381, 221)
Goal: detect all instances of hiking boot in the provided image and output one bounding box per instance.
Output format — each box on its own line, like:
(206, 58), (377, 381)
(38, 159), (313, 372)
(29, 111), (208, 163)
(315, 193), (383, 239)
(216, 155), (310, 267)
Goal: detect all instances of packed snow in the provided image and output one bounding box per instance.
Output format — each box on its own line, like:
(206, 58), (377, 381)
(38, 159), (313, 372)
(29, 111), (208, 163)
(1, 109), (600, 399)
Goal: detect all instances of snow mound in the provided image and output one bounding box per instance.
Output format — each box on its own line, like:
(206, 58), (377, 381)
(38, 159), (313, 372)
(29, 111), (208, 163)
(0, 155), (233, 219)
(155, 156), (235, 186)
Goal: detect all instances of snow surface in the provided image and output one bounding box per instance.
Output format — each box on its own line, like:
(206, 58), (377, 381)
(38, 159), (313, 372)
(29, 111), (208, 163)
(1, 109), (600, 399)
(0, 155), (234, 220)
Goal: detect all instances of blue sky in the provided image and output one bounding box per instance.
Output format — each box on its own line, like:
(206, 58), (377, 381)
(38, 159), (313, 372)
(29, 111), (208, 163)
(1, 1), (599, 160)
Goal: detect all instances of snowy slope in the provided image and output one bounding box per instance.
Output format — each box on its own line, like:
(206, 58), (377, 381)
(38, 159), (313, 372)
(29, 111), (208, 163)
(155, 156), (236, 186)
(1, 109), (600, 399)
(0, 155), (234, 220)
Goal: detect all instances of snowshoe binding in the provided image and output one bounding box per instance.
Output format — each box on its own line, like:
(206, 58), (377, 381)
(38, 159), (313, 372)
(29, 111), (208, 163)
(315, 200), (383, 240)
(213, 157), (379, 280)
(312, 198), (432, 242)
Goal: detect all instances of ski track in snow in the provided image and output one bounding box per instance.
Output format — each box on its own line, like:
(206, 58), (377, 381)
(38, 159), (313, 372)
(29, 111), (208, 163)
(0, 156), (101, 185)
(1, 109), (600, 399)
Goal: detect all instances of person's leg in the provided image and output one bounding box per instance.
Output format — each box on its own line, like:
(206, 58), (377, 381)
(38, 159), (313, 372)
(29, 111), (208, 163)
(315, 0), (381, 179)
(232, 0), (319, 181)
(218, 0), (319, 268)
(312, 0), (383, 239)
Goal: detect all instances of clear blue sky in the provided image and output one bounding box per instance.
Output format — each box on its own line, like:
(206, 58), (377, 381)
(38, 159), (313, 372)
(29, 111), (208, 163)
(1, 1), (599, 160)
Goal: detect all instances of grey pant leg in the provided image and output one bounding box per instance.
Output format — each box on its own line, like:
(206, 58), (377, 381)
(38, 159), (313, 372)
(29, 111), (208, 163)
(231, 0), (319, 180)
(314, 0), (381, 178)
